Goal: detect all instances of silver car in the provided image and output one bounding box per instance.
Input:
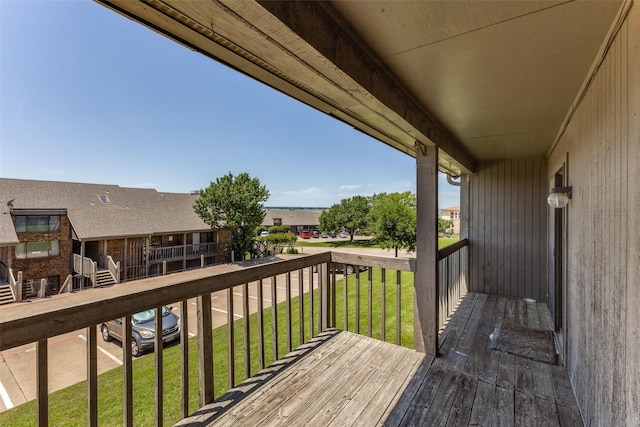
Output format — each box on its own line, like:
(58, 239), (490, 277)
(101, 306), (181, 357)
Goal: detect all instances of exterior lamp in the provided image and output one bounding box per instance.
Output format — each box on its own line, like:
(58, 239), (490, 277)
(547, 187), (572, 208)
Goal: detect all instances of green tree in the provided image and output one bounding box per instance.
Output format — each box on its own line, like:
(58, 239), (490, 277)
(367, 192), (416, 257)
(438, 218), (454, 234)
(194, 172), (269, 259)
(319, 195), (370, 241)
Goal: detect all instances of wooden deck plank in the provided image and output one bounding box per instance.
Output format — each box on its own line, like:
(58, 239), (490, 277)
(444, 373), (477, 426)
(243, 336), (386, 426)
(536, 396), (561, 427)
(382, 356), (435, 426)
(176, 293), (583, 427)
(468, 379), (496, 426)
(301, 343), (401, 426)
(494, 385), (515, 426)
(515, 390), (538, 425)
(532, 360), (555, 400)
(326, 345), (422, 426)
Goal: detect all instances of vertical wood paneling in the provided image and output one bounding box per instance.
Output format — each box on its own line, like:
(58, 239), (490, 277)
(547, 6), (639, 426)
(469, 158), (548, 301)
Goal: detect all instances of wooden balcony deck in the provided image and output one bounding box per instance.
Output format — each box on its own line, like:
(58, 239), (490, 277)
(176, 292), (582, 426)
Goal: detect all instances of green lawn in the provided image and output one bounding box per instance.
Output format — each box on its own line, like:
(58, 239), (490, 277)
(296, 237), (458, 250)
(0, 268), (414, 426)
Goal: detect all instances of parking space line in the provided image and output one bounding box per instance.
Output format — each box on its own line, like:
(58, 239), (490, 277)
(233, 292), (272, 303)
(211, 308), (243, 318)
(77, 335), (123, 366)
(0, 381), (13, 410)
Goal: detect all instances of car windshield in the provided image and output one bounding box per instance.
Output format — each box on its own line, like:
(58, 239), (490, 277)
(132, 306), (171, 325)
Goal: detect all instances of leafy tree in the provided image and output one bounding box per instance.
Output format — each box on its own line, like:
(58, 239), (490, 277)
(258, 232), (298, 254)
(319, 195), (370, 241)
(194, 172), (269, 258)
(269, 225), (292, 234)
(438, 218), (454, 234)
(367, 192), (416, 257)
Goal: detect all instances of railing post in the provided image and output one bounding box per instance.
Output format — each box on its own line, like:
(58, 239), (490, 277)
(162, 261), (167, 275)
(414, 142), (439, 356)
(201, 254), (205, 268)
(38, 278), (47, 298)
(116, 261), (121, 283)
(17, 271), (23, 302)
(92, 262), (97, 288)
(320, 263), (330, 331)
(36, 339), (48, 426)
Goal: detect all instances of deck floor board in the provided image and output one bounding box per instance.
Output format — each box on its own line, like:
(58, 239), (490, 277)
(175, 293), (583, 426)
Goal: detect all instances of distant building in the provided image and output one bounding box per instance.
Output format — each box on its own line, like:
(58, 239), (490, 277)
(0, 178), (230, 304)
(262, 208), (324, 233)
(439, 205), (460, 234)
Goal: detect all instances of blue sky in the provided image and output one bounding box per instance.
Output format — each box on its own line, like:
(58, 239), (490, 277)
(0, 1), (459, 208)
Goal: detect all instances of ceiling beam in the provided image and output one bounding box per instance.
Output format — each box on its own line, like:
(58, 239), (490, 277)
(257, 1), (476, 174)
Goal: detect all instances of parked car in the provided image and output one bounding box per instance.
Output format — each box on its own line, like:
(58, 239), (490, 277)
(337, 231), (348, 238)
(299, 230), (311, 239)
(260, 230), (269, 237)
(312, 263), (367, 275)
(311, 230), (320, 238)
(320, 232), (329, 238)
(101, 306), (181, 357)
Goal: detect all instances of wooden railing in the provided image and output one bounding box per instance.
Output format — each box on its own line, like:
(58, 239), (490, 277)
(0, 247), (469, 425)
(73, 254), (97, 287)
(107, 255), (120, 283)
(148, 243), (220, 264)
(437, 239), (469, 331)
(0, 262), (21, 302)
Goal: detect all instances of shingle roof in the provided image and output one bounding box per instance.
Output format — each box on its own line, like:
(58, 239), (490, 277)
(262, 209), (323, 227)
(0, 178), (213, 240)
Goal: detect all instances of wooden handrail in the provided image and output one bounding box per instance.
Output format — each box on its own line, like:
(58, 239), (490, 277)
(0, 252), (332, 351)
(437, 238), (469, 260)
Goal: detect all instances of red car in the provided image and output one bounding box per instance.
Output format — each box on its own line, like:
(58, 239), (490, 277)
(299, 230), (311, 239)
(311, 230), (320, 238)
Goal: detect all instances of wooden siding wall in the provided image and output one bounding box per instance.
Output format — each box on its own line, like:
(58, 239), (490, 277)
(547, 4), (639, 426)
(468, 158), (548, 302)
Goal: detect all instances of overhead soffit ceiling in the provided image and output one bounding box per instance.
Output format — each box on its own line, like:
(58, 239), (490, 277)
(330, 0), (623, 161)
(97, 0), (623, 174)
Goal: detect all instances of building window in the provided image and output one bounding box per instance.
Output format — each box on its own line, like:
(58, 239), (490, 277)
(273, 218), (282, 226)
(98, 195), (111, 203)
(15, 215), (61, 232)
(16, 241), (60, 259)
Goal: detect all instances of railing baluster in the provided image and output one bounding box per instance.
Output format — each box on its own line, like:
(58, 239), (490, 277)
(309, 267), (315, 338)
(180, 300), (189, 418)
(298, 269), (304, 344)
(343, 264), (349, 331)
(36, 339), (48, 427)
(227, 288), (235, 388)
(367, 267), (373, 337)
(154, 306), (163, 427)
(197, 295), (214, 406)
(271, 276), (278, 360)
(123, 315), (133, 427)
(381, 268), (386, 342)
(257, 279), (265, 370)
(331, 265), (337, 328)
(286, 272), (292, 353)
(396, 270), (402, 346)
(243, 283), (250, 379)
(355, 269), (360, 335)
(87, 326), (98, 426)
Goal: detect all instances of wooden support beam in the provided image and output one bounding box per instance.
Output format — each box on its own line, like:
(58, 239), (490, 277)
(414, 142), (439, 356)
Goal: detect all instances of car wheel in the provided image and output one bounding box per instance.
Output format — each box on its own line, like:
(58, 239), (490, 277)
(101, 325), (112, 342)
(131, 338), (141, 357)
(346, 265), (355, 275)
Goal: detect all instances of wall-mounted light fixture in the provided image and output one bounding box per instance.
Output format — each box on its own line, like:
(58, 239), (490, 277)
(547, 186), (572, 208)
